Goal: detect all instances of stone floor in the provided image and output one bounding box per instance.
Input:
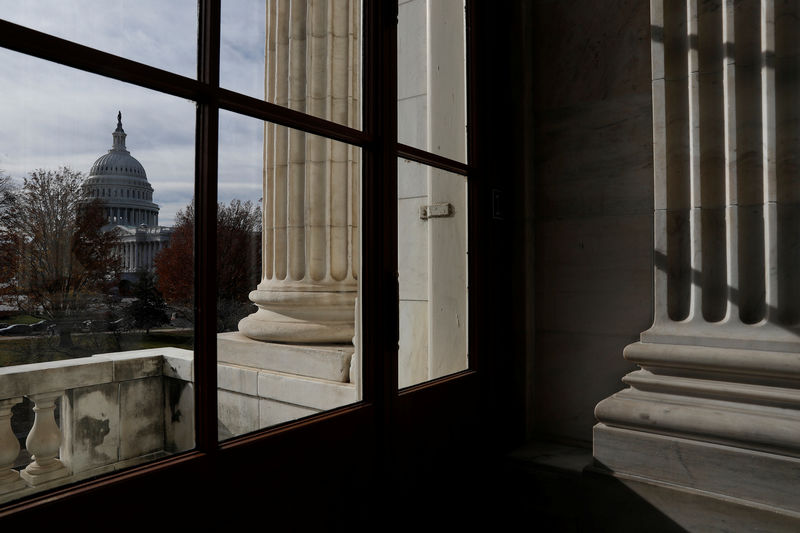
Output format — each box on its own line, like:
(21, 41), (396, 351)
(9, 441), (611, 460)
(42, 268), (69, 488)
(376, 440), (687, 531)
(494, 441), (685, 532)
(474, 441), (800, 532)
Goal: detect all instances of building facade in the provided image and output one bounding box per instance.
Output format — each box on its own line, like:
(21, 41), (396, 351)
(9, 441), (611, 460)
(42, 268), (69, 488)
(82, 113), (171, 277)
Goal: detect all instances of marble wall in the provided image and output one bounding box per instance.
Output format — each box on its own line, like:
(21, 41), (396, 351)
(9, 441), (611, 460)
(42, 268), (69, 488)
(532, 0), (654, 443)
(397, 0), (467, 388)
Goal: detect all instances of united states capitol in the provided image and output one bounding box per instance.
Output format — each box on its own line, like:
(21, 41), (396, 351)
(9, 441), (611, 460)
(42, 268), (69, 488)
(82, 111), (172, 279)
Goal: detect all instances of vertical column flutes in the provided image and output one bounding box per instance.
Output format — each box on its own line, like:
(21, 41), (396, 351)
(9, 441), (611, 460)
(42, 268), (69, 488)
(761, 0), (778, 322)
(287, 0), (307, 282)
(722, 0), (739, 323)
(687, 0), (704, 322)
(308, 0), (328, 282)
(652, 0), (669, 325)
(239, 0), (360, 344)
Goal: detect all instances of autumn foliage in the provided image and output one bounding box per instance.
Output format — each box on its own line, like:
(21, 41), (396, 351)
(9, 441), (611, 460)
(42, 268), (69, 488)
(154, 199), (261, 331)
(0, 168), (122, 345)
(154, 204), (194, 306)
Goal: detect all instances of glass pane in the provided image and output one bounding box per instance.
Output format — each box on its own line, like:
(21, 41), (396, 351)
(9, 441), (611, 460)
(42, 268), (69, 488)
(221, 0), (362, 129)
(217, 110), (361, 441)
(0, 50), (195, 504)
(397, 0), (466, 163)
(397, 159), (467, 388)
(0, 0), (197, 78)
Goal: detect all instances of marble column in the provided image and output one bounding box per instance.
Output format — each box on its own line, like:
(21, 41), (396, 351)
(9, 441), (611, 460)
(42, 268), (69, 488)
(238, 0), (360, 343)
(594, 0), (800, 515)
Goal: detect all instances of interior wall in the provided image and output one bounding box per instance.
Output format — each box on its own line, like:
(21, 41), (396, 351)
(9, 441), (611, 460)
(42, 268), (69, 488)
(532, 0), (654, 443)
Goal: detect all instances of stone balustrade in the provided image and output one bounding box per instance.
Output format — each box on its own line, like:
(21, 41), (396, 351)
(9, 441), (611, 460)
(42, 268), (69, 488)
(0, 343), (357, 504)
(0, 348), (194, 504)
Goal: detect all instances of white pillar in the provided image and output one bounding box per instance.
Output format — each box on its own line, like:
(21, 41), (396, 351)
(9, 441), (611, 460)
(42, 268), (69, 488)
(594, 0), (800, 515)
(239, 0), (360, 343)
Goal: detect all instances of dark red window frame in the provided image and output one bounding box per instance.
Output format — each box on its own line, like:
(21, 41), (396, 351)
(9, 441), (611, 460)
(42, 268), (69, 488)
(0, 0), (483, 523)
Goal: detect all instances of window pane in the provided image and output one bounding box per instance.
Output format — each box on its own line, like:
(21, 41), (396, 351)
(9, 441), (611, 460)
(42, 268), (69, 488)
(0, 50), (195, 504)
(398, 0), (466, 163)
(216, 110), (361, 440)
(398, 159), (467, 388)
(221, 0), (362, 129)
(0, 0), (197, 78)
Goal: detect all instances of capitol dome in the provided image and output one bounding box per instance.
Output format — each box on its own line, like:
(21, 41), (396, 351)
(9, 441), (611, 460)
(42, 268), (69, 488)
(89, 148), (147, 179)
(83, 112), (172, 277)
(83, 112), (160, 228)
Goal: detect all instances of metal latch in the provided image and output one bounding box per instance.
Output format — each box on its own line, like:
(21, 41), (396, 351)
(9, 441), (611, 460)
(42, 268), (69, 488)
(419, 202), (454, 220)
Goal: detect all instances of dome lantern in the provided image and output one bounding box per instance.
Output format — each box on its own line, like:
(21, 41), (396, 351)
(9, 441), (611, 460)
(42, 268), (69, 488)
(88, 111), (148, 180)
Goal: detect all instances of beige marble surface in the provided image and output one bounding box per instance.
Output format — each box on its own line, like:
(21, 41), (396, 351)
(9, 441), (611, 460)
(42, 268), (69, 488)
(533, 0), (653, 443)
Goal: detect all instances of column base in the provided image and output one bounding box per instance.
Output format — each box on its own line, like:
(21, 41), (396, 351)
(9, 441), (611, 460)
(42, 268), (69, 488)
(589, 435), (800, 530)
(594, 425), (800, 519)
(594, 340), (800, 516)
(218, 332), (353, 382)
(216, 359), (358, 438)
(239, 289), (356, 344)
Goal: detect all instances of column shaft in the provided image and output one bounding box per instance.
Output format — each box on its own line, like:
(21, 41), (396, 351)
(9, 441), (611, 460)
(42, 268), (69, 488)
(595, 0), (800, 515)
(239, 0), (360, 343)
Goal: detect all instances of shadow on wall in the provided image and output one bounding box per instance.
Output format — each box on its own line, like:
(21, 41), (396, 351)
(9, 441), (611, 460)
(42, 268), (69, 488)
(654, 250), (800, 336)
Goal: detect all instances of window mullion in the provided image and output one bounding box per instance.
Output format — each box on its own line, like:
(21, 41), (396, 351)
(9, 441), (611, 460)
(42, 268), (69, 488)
(0, 19), (202, 102)
(194, 0), (221, 455)
(218, 88), (369, 148)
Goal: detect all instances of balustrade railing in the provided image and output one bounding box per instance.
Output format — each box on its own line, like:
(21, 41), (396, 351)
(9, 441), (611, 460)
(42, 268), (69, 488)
(0, 340), (359, 504)
(0, 348), (194, 503)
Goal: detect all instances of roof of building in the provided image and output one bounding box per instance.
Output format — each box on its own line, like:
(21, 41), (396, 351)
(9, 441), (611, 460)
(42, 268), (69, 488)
(88, 111), (148, 180)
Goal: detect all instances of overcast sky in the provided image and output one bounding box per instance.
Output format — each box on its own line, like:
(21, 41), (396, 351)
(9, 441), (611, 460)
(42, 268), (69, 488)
(0, 1), (266, 226)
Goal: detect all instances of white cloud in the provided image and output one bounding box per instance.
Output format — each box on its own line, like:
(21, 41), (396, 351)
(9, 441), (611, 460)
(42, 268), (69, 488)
(0, 2), (270, 228)
(0, 0), (197, 76)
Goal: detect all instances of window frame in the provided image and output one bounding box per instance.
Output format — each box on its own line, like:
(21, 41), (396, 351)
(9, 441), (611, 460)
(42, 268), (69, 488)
(0, 0), (483, 520)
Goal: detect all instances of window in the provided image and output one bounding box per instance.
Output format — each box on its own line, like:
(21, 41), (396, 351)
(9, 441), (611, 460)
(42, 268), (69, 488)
(0, 0), (482, 522)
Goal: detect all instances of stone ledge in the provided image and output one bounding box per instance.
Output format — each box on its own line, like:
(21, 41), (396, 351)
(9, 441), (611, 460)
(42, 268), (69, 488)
(257, 369), (357, 410)
(624, 341), (800, 382)
(593, 423), (800, 515)
(0, 450), (170, 506)
(585, 463), (800, 532)
(595, 387), (800, 455)
(0, 358), (113, 398)
(217, 331), (352, 382)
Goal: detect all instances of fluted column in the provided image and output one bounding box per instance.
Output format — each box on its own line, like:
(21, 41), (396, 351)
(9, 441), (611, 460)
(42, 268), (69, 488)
(239, 0), (360, 343)
(595, 0), (800, 514)
(20, 392), (68, 485)
(0, 398), (25, 495)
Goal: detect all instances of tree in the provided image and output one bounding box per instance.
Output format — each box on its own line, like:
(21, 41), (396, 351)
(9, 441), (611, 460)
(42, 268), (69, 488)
(0, 168), (122, 347)
(0, 172), (13, 213)
(0, 172), (16, 291)
(154, 203), (194, 308)
(155, 198), (261, 331)
(125, 270), (169, 334)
